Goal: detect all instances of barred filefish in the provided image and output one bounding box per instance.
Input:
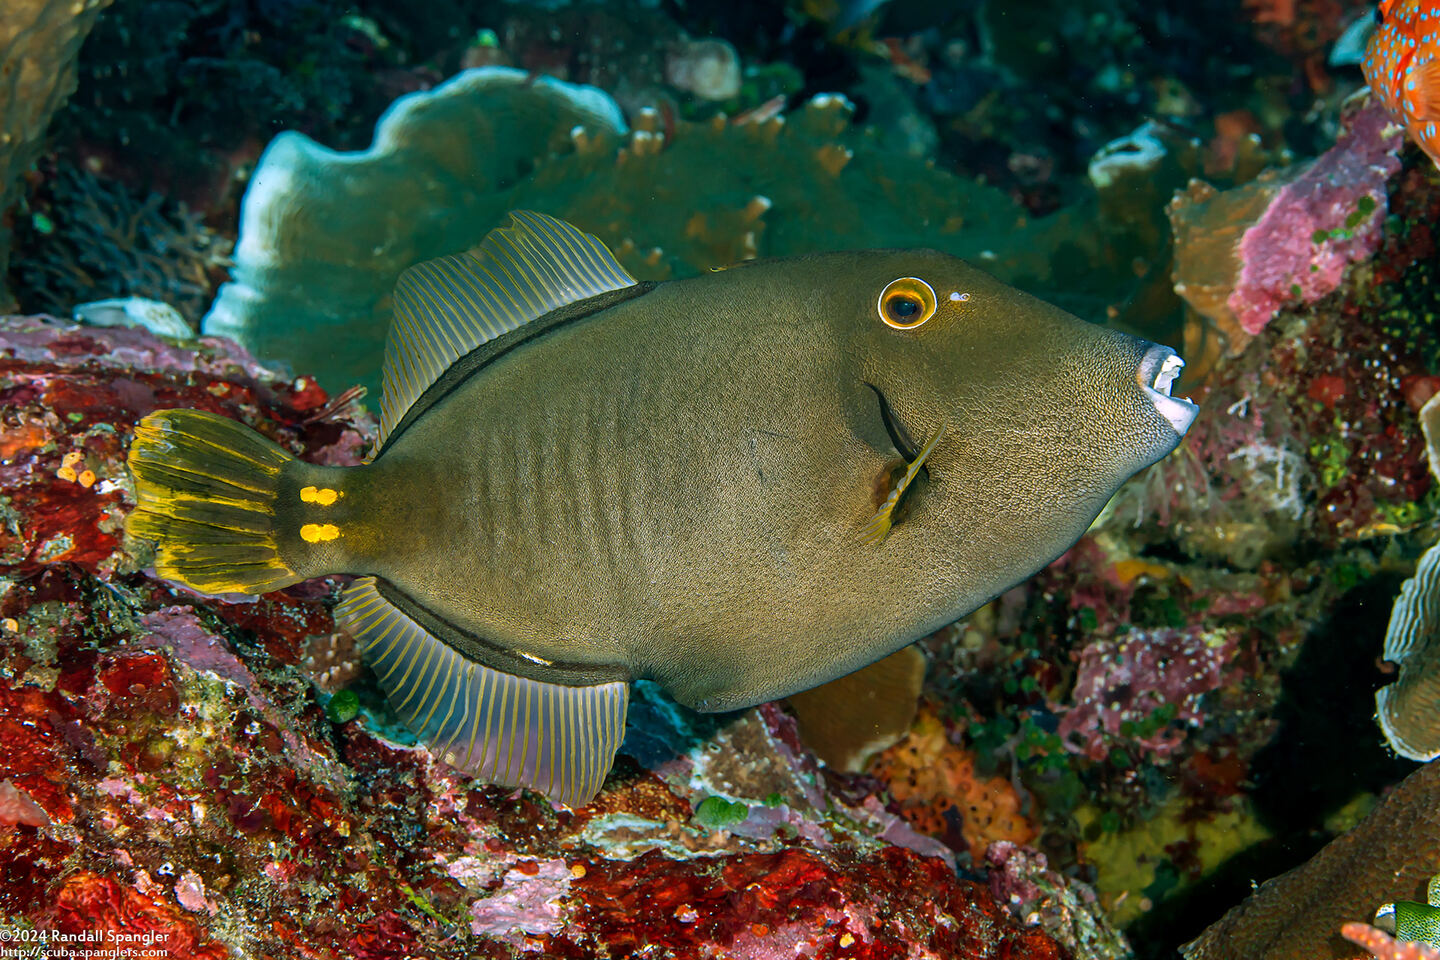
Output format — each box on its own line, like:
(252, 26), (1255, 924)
(126, 211), (1197, 805)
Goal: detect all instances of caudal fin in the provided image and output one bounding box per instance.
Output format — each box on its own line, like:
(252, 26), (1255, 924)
(127, 410), (303, 595)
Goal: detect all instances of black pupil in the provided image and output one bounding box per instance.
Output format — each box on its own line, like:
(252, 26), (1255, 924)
(890, 296), (920, 319)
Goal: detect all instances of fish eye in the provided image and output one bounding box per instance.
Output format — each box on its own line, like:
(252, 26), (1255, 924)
(878, 277), (938, 330)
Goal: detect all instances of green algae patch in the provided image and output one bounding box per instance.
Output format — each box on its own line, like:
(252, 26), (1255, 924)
(693, 796), (750, 831)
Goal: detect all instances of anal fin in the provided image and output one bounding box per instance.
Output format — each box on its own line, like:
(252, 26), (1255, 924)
(335, 578), (627, 806)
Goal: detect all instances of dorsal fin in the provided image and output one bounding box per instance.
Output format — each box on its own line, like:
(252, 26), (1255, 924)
(377, 211), (637, 448)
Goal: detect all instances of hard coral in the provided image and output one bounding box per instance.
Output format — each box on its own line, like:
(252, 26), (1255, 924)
(206, 66), (1167, 396)
(1376, 539), (1440, 760)
(1182, 760), (1440, 960)
(203, 66), (628, 394)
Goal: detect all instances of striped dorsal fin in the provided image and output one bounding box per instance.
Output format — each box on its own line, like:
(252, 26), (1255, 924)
(377, 210), (637, 449)
(335, 578), (628, 806)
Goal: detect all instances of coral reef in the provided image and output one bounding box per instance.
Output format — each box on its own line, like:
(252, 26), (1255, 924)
(12, 166), (232, 327)
(1345, 925), (1440, 960)
(0, 315), (1066, 958)
(1167, 99), (1403, 355)
(7, 0), (1440, 956)
(1181, 760), (1440, 960)
(1058, 627), (1242, 763)
(203, 66), (1188, 395)
(987, 841), (1133, 960)
(0, 0), (112, 308)
(203, 67), (627, 392)
(1376, 539), (1440, 761)
(871, 706), (1036, 864)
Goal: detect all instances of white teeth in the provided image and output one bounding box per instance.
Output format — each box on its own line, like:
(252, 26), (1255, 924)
(1152, 354), (1183, 396)
(1140, 347), (1198, 436)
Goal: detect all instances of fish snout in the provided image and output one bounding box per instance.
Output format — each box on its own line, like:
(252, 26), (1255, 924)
(1137, 344), (1199, 437)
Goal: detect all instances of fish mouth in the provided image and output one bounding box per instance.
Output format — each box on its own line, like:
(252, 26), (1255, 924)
(1137, 345), (1199, 436)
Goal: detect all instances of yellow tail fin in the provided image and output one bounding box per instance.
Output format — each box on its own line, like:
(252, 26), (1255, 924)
(127, 410), (302, 595)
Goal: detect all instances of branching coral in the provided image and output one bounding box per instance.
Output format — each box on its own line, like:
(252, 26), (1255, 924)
(0, 0), (112, 307)
(12, 166), (231, 326)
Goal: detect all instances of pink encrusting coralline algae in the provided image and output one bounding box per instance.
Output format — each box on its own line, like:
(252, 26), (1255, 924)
(1228, 100), (1404, 336)
(1059, 626), (1242, 762)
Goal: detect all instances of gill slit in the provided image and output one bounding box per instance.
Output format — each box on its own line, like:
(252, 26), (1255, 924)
(865, 382), (920, 463)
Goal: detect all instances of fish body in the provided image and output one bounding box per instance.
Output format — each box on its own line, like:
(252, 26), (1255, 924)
(1363, 0), (1440, 167)
(128, 212), (1196, 804)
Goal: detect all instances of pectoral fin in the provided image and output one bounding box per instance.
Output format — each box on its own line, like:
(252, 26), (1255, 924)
(336, 578), (627, 806)
(861, 424), (946, 545)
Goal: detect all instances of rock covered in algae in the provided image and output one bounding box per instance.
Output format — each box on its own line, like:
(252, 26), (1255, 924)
(0, 0), (113, 307)
(1166, 99), (1404, 356)
(1181, 760), (1440, 960)
(987, 840), (1133, 960)
(0, 315), (1068, 958)
(1115, 152), (1440, 556)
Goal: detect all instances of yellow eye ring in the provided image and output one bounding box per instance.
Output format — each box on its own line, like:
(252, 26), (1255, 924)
(878, 277), (937, 329)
